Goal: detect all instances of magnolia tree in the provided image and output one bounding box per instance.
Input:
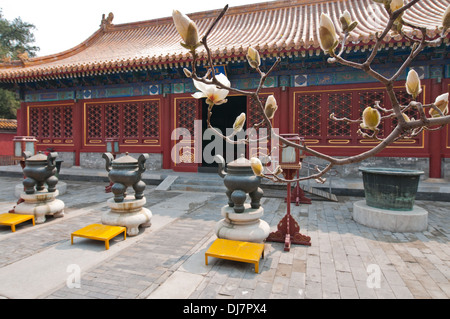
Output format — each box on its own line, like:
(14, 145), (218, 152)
(172, 0), (450, 183)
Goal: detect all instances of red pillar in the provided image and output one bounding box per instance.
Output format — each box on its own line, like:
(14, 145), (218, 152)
(162, 94), (172, 169)
(16, 102), (28, 136)
(73, 100), (83, 166)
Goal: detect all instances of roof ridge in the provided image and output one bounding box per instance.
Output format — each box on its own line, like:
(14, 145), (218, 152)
(105, 0), (343, 30)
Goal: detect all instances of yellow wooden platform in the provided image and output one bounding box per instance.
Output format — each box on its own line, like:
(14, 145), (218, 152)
(205, 238), (265, 273)
(71, 224), (126, 250)
(0, 213), (35, 232)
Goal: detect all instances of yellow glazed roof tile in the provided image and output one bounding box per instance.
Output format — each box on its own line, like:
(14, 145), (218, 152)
(0, 0), (448, 82)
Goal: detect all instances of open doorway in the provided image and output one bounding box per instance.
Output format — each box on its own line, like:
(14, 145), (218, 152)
(200, 95), (247, 172)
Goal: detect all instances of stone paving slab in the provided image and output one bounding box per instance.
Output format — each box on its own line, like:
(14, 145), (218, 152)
(0, 176), (448, 299)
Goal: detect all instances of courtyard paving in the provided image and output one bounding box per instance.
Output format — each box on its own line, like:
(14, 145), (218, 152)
(0, 175), (448, 300)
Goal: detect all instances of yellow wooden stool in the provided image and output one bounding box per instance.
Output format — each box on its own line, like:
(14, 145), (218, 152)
(0, 213), (35, 232)
(205, 238), (265, 273)
(71, 224), (126, 250)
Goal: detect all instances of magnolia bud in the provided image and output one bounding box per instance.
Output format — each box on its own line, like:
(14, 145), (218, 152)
(246, 47), (261, 69)
(402, 113), (411, 122)
(390, 0), (404, 12)
(340, 10), (351, 31)
(340, 10), (358, 33)
(250, 157), (263, 176)
(361, 106), (381, 131)
(183, 68), (192, 78)
(264, 95), (278, 120)
(172, 10), (200, 50)
(429, 93), (449, 118)
(406, 69), (422, 100)
(443, 4), (450, 30)
(319, 13), (338, 55)
(233, 113), (246, 132)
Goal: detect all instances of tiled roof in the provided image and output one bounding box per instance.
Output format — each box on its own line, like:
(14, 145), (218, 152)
(0, 119), (17, 131)
(0, 0), (448, 82)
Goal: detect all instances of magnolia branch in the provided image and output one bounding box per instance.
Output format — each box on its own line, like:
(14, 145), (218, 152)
(173, 1), (450, 184)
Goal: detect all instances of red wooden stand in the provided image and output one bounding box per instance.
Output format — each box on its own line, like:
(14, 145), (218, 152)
(267, 169), (311, 251)
(288, 170), (312, 205)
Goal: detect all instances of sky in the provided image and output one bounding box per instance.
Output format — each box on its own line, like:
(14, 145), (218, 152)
(1, 0), (273, 57)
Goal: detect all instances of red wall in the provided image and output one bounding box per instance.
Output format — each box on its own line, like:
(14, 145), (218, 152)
(0, 132), (15, 156)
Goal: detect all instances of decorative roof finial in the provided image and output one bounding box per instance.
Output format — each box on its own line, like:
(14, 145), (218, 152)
(101, 12), (114, 30)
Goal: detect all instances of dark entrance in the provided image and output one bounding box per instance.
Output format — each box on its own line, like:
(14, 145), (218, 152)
(200, 95), (247, 172)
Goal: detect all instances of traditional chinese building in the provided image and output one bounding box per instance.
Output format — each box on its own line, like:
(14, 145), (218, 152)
(0, 0), (449, 177)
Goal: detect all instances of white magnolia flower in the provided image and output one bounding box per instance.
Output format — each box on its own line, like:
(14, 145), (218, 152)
(172, 10), (200, 50)
(406, 69), (422, 100)
(192, 73), (230, 106)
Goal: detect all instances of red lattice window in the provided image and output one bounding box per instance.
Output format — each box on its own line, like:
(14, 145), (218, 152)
(30, 108), (40, 138)
(87, 105), (103, 139)
(327, 93), (352, 137)
(123, 103), (139, 138)
(105, 104), (120, 139)
(247, 96), (268, 128)
(63, 106), (73, 138)
(296, 94), (321, 137)
(52, 107), (62, 138)
(28, 105), (74, 143)
(86, 99), (160, 145)
(143, 101), (160, 138)
(177, 99), (197, 136)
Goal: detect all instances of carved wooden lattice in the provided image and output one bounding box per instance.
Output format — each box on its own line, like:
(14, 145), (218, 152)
(29, 105), (74, 143)
(87, 99), (160, 144)
(174, 98), (198, 165)
(296, 94), (321, 137)
(177, 99), (197, 136)
(143, 101), (160, 138)
(41, 108), (50, 138)
(247, 95), (268, 128)
(52, 107), (62, 138)
(30, 107), (40, 138)
(87, 105), (103, 139)
(123, 103), (139, 138)
(63, 106), (73, 138)
(104, 104), (120, 138)
(328, 93), (352, 137)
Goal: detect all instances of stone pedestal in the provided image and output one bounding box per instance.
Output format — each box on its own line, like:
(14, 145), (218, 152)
(102, 196), (152, 236)
(352, 200), (428, 232)
(215, 204), (270, 243)
(14, 190), (65, 224)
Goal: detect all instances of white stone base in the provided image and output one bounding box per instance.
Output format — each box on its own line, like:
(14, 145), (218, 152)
(215, 204), (270, 243)
(352, 200), (428, 232)
(14, 190), (65, 224)
(102, 196), (152, 236)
